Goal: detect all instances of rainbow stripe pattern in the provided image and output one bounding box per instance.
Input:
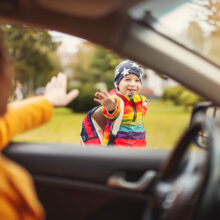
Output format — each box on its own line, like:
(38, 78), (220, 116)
(102, 92), (148, 148)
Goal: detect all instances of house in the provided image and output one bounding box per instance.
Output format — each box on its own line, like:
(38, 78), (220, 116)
(141, 69), (178, 98)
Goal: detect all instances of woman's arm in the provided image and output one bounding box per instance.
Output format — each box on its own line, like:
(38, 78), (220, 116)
(0, 96), (53, 149)
(0, 73), (79, 150)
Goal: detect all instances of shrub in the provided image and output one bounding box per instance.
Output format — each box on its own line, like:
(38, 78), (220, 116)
(162, 86), (203, 108)
(162, 86), (184, 105)
(179, 90), (203, 110)
(67, 83), (98, 112)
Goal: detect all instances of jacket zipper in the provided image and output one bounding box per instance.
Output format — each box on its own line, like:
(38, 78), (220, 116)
(130, 97), (137, 121)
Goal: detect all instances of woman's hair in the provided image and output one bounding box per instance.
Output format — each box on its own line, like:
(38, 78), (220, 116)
(0, 37), (13, 80)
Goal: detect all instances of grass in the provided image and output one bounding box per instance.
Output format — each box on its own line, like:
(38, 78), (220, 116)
(13, 99), (191, 150)
(13, 108), (84, 144)
(144, 100), (191, 150)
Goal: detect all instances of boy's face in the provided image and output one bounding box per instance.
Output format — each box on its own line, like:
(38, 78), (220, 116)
(118, 73), (141, 95)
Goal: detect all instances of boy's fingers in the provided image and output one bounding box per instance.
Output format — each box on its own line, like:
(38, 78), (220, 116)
(103, 91), (110, 97)
(95, 92), (105, 99)
(94, 98), (102, 104)
(94, 92), (100, 98)
(102, 91), (116, 102)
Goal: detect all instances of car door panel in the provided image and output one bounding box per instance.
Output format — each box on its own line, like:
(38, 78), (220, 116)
(3, 143), (169, 219)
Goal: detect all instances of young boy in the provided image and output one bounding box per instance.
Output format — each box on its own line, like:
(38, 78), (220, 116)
(94, 59), (148, 148)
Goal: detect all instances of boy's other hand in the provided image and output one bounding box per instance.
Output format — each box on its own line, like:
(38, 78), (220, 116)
(94, 91), (117, 112)
(44, 72), (79, 107)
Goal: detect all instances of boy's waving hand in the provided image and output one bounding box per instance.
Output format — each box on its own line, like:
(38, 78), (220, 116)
(94, 91), (117, 112)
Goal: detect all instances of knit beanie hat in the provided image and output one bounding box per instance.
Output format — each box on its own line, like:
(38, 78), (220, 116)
(114, 59), (143, 87)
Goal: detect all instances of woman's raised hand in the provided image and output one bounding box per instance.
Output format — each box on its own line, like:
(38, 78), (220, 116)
(44, 72), (79, 107)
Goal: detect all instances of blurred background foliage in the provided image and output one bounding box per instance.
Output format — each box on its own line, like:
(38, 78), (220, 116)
(0, 25), (61, 95)
(162, 86), (204, 110)
(70, 43), (121, 90)
(67, 83), (98, 112)
(67, 43), (122, 111)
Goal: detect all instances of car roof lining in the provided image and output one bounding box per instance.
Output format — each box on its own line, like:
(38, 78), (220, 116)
(0, 0), (143, 18)
(35, 0), (134, 18)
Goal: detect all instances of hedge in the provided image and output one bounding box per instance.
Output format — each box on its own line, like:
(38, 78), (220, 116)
(162, 86), (203, 109)
(67, 83), (99, 112)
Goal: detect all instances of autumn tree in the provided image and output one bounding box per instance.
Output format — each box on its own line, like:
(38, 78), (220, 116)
(185, 0), (220, 65)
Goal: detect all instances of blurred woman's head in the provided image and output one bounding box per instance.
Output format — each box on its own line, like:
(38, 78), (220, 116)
(0, 40), (13, 115)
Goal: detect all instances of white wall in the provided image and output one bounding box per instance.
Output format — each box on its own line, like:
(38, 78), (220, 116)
(142, 69), (178, 97)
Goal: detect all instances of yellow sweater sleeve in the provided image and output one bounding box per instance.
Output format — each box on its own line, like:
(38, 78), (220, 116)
(0, 155), (45, 220)
(0, 96), (53, 150)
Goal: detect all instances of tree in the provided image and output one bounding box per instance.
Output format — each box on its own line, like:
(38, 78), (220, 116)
(88, 46), (121, 90)
(70, 42), (93, 84)
(193, 0), (220, 29)
(72, 43), (121, 91)
(0, 25), (61, 95)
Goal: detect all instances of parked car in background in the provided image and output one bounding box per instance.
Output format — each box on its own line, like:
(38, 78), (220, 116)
(1, 0), (220, 219)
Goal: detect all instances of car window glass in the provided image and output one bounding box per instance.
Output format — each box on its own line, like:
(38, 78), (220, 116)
(1, 24), (202, 150)
(153, 0), (220, 67)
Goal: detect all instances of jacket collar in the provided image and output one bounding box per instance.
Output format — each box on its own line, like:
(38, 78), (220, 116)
(116, 90), (141, 102)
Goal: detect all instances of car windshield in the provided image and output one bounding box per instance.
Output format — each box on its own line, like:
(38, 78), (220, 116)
(152, 0), (220, 67)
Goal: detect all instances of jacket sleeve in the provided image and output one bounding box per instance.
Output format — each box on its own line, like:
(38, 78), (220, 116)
(0, 154), (45, 220)
(0, 96), (53, 150)
(142, 96), (149, 117)
(102, 95), (121, 122)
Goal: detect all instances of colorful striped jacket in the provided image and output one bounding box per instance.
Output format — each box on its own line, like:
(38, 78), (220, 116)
(102, 92), (148, 148)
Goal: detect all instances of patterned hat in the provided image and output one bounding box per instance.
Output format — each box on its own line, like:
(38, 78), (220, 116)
(114, 59), (143, 87)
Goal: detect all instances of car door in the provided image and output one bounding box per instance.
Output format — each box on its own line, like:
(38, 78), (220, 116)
(1, 0), (220, 219)
(3, 143), (168, 220)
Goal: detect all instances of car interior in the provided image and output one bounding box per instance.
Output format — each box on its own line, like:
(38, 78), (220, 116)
(1, 0), (220, 219)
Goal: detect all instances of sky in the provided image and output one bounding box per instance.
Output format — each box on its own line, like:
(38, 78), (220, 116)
(49, 30), (85, 53)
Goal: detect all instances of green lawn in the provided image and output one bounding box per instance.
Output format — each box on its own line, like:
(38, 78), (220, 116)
(13, 108), (84, 144)
(144, 100), (191, 150)
(13, 99), (191, 150)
